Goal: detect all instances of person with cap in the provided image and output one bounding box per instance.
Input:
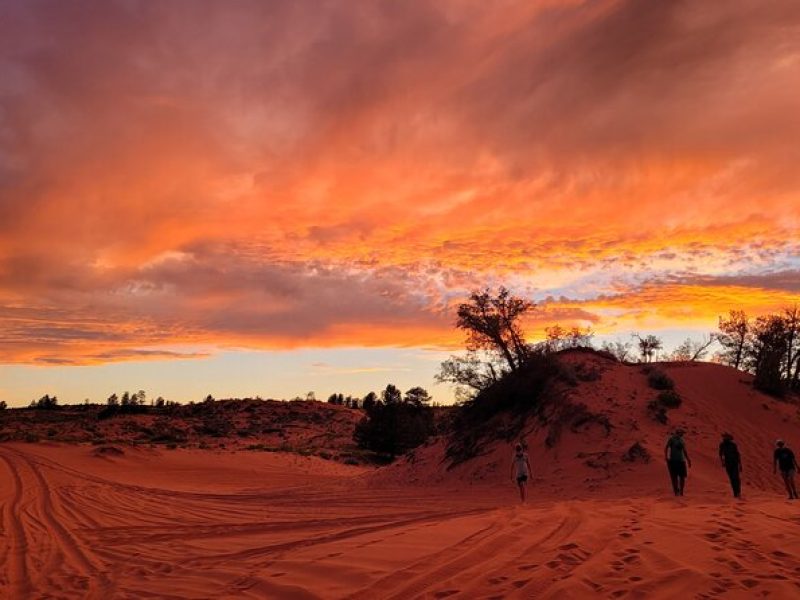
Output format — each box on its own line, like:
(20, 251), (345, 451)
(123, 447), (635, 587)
(510, 442), (533, 503)
(719, 432), (742, 498)
(773, 440), (799, 500)
(664, 428), (691, 496)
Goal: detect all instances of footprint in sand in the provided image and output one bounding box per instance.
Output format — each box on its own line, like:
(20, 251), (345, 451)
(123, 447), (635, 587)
(487, 576), (508, 585)
(518, 564), (537, 571)
(433, 589), (459, 598)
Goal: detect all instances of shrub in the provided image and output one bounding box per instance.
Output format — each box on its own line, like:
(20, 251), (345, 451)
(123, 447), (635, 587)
(622, 442), (651, 463)
(647, 400), (668, 424)
(647, 369), (674, 390)
(447, 354), (561, 464)
(196, 414), (233, 438)
(354, 400), (434, 458)
(657, 390), (682, 409)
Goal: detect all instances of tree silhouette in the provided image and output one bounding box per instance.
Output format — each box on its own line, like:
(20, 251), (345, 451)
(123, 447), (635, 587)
(382, 384), (402, 405)
(633, 334), (662, 363)
(749, 314), (790, 395)
(362, 391), (377, 411)
(354, 386), (434, 458)
(456, 287), (533, 372)
(600, 340), (633, 362)
(404, 386), (432, 406)
(718, 310), (750, 370)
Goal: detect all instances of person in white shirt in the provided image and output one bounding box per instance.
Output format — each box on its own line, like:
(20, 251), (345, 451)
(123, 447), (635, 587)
(510, 442), (533, 503)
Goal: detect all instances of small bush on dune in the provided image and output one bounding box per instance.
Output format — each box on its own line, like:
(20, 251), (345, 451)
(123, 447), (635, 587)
(647, 390), (682, 424)
(646, 400), (668, 424)
(622, 442), (651, 463)
(647, 369), (674, 390)
(657, 390), (682, 409)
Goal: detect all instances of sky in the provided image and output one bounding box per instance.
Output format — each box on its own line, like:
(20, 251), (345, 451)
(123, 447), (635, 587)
(1, 0), (799, 406)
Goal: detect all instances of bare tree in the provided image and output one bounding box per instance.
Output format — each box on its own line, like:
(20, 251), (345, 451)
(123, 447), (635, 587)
(633, 334), (663, 363)
(601, 340), (633, 362)
(717, 310), (750, 370)
(670, 335), (717, 362)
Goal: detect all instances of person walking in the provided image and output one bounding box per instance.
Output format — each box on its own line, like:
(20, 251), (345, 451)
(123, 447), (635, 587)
(665, 428), (691, 496)
(773, 440), (799, 500)
(510, 443), (532, 503)
(718, 433), (742, 498)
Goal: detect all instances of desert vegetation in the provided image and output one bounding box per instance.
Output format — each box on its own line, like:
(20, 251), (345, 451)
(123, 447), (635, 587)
(715, 307), (800, 396)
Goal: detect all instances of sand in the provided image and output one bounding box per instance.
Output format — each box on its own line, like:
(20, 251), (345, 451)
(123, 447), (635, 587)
(1, 441), (800, 599)
(3, 360), (800, 598)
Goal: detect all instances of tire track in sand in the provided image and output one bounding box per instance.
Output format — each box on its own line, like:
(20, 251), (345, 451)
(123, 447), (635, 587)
(0, 449), (32, 598)
(348, 504), (586, 600)
(0, 446), (113, 599)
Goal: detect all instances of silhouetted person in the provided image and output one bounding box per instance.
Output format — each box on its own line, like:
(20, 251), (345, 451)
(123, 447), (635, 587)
(665, 428), (691, 496)
(510, 442), (532, 503)
(773, 440), (799, 500)
(718, 433), (742, 498)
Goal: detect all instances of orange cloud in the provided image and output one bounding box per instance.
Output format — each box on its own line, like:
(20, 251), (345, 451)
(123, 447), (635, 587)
(1, 0), (799, 364)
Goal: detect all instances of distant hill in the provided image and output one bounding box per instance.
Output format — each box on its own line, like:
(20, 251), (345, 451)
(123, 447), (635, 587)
(373, 351), (800, 498)
(0, 399), (368, 463)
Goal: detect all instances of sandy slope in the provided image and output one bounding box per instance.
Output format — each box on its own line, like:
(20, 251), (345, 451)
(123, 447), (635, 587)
(2, 360), (800, 598)
(1, 442), (800, 599)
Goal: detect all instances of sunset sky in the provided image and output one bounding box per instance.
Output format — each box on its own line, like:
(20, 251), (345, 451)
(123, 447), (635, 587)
(1, 0), (799, 406)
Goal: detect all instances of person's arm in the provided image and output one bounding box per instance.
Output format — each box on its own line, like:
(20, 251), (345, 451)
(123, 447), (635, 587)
(719, 445), (725, 467)
(664, 442), (670, 462)
(773, 452), (778, 474)
(526, 457), (532, 476)
(737, 449), (743, 473)
(510, 458), (515, 481)
(685, 447), (692, 468)
(793, 452), (799, 471)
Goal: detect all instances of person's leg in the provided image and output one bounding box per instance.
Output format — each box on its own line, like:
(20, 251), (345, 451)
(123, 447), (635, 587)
(668, 463), (679, 495)
(517, 480), (524, 502)
(788, 473), (799, 499)
(678, 475), (686, 496)
(728, 468), (741, 497)
(781, 473), (793, 498)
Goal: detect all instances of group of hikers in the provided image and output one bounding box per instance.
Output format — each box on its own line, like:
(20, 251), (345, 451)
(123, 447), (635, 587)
(511, 432), (800, 502)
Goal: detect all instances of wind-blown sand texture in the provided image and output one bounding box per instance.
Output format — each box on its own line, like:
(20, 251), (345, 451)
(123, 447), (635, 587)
(2, 360), (800, 598)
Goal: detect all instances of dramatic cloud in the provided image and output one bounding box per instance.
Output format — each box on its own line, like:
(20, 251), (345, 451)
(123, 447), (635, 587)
(1, 0), (799, 364)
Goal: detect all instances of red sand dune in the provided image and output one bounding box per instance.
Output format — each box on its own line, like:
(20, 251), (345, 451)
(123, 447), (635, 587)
(2, 358), (800, 598)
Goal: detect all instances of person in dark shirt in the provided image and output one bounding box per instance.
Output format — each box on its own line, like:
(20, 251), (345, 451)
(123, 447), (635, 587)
(773, 440), (799, 500)
(718, 433), (742, 498)
(664, 428), (691, 496)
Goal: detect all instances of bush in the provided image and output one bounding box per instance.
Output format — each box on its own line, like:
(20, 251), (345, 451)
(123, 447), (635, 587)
(354, 401), (434, 458)
(657, 390), (682, 409)
(647, 400), (668, 424)
(647, 390), (682, 424)
(447, 354), (562, 464)
(647, 369), (674, 390)
(622, 442), (651, 463)
(196, 414), (233, 438)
